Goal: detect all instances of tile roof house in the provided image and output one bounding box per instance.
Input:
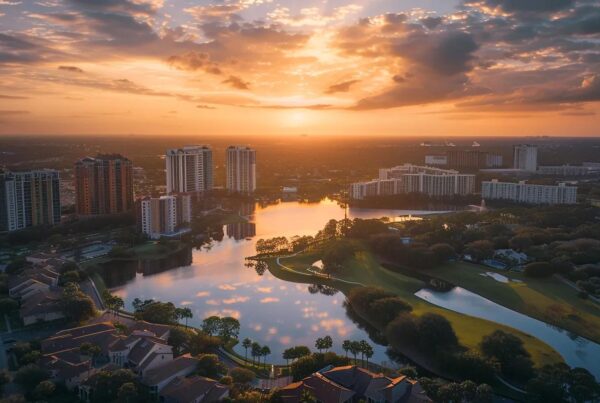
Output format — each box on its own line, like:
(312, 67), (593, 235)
(160, 375), (229, 403)
(19, 289), (65, 325)
(279, 366), (431, 403)
(143, 354), (200, 394)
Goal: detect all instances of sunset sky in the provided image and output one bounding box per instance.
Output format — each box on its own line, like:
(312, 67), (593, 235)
(0, 0), (599, 136)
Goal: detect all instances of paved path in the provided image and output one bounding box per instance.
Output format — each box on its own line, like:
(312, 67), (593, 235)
(275, 256), (364, 287)
(81, 278), (105, 310)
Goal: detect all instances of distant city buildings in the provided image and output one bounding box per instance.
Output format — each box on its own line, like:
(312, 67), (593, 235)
(351, 164), (475, 200)
(226, 146), (256, 193)
(1, 169), (61, 232)
(138, 194), (192, 239)
(165, 145), (213, 194)
(447, 150), (503, 169)
(74, 154), (134, 216)
(513, 144), (538, 172)
(482, 179), (577, 205)
(425, 150), (502, 169)
(424, 155), (448, 166)
(537, 165), (598, 176)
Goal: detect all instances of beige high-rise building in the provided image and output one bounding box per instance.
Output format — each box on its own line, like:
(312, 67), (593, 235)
(165, 145), (213, 194)
(226, 146), (256, 193)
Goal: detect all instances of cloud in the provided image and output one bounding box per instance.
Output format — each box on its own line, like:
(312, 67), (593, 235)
(218, 284), (237, 291)
(260, 297), (280, 303)
(325, 79), (360, 94)
(0, 110), (29, 115)
(463, 0), (575, 15)
(222, 75), (250, 90)
(58, 65), (84, 73)
(0, 95), (29, 99)
(196, 104), (216, 109)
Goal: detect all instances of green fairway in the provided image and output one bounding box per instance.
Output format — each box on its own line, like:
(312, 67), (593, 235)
(270, 250), (563, 369)
(428, 261), (600, 344)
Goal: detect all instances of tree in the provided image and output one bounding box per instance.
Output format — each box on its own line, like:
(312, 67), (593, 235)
(59, 270), (80, 285)
(168, 327), (192, 356)
(33, 380), (56, 400)
(369, 297), (412, 328)
(429, 243), (456, 264)
(322, 240), (355, 272)
(202, 316), (221, 336)
(218, 317), (240, 341)
(416, 313), (458, 352)
(175, 307), (193, 328)
(188, 332), (221, 356)
(342, 340), (351, 358)
(251, 342), (262, 366)
(242, 338), (252, 361)
(362, 341), (373, 367)
(14, 364), (49, 390)
(464, 240), (494, 262)
(527, 363), (600, 403)
(322, 335), (333, 352)
(134, 301), (177, 324)
(117, 382), (138, 403)
(196, 354), (227, 379)
(0, 297), (19, 315)
(349, 341), (361, 364)
(261, 345), (271, 366)
(475, 384), (493, 403)
(229, 367), (255, 384)
(283, 348), (294, 366)
(61, 282), (96, 322)
(481, 330), (534, 381)
(80, 342), (102, 365)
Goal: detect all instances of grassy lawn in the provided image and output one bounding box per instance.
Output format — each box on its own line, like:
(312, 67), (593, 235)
(428, 261), (600, 344)
(271, 250), (563, 369)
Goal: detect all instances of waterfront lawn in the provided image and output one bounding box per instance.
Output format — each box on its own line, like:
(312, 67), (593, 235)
(272, 251), (563, 369)
(430, 261), (600, 344)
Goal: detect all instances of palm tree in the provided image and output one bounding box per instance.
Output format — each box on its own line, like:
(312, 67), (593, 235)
(314, 337), (324, 353)
(251, 342), (261, 366)
(180, 307), (193, 328)
(322, 335), (333, 352)
(349, 341), (361, 365)
(342, 340), (351, 359)
(242, 338), (252, 362)
(363, 344), (374, 369)
(261, 345), (271, 367)
(359, 340), (370, 366)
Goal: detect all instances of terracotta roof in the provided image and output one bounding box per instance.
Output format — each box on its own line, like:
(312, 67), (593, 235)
(143, 354), (199, 386)
(129, 321), (171, 339)
(280, 372), (355, 403)
(128, 336), (169, 365)
(161, 375), (228, 403)
(20, 290), (63, 317)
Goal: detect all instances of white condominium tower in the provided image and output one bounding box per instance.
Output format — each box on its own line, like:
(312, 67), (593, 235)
(226, 146), (256, 193)
(166, 145), (213, 194)
(138, 194), (192, 239)
(513, 144), (538, 172)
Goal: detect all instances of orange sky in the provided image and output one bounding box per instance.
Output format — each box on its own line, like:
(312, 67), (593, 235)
(0, 0), (599, 136)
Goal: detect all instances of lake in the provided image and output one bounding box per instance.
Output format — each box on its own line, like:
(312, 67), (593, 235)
(106, 199), (444, 366)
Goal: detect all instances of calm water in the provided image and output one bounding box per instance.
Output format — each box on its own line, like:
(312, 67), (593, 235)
(416, 288), (600, 379)
(108, 199), (442, 365)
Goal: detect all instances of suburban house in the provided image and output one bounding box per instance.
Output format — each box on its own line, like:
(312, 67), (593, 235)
(8, 265), (65, 325)
(160, 375), (230, 403)
(279, 365), (431, 403)
(143, 354), (200, 394)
